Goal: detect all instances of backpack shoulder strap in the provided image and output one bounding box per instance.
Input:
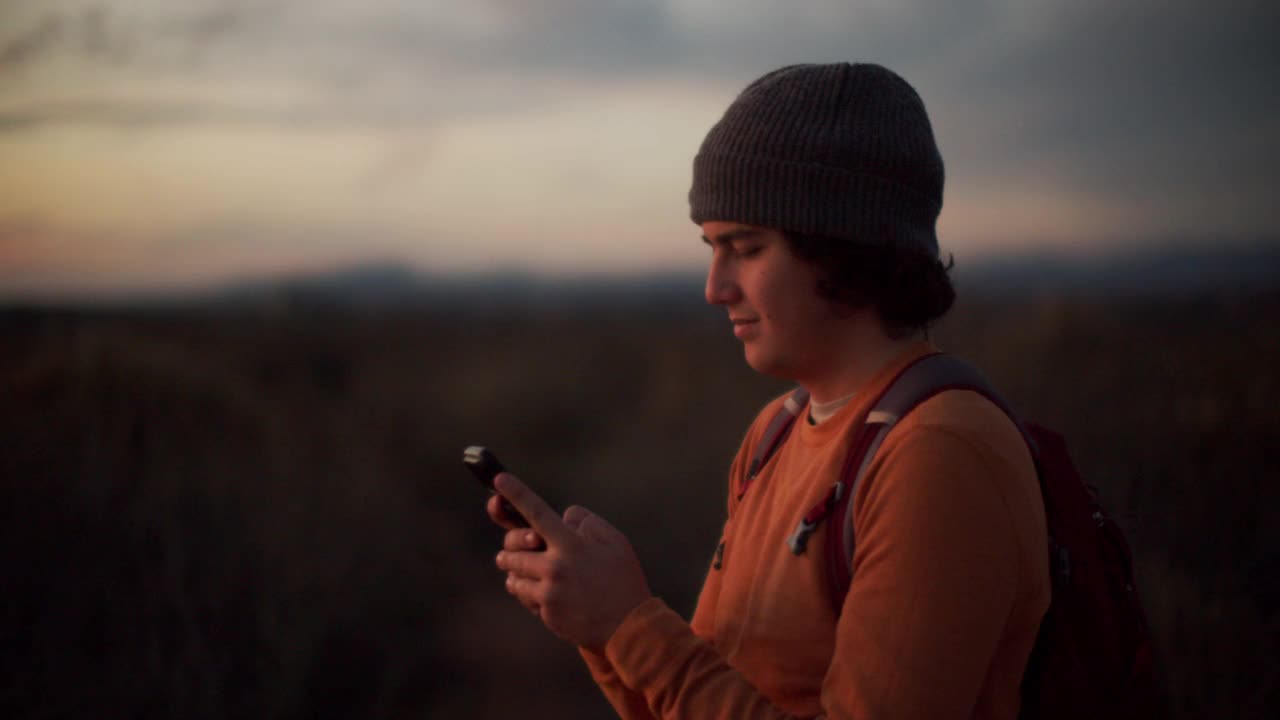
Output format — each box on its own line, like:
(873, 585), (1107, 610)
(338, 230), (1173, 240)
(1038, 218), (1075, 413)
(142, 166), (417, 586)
(874, 353), (1029, 446)
(823, 352), (1036, 612)
(738, 387), (810, 500)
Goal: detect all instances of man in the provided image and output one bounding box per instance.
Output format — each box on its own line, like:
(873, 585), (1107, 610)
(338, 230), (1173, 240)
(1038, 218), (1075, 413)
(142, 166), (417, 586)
(490, 63), (1050, 719)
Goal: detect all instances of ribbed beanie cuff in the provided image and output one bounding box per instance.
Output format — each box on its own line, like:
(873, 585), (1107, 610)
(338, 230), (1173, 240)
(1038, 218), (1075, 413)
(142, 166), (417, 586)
(690, 63), (944, 256)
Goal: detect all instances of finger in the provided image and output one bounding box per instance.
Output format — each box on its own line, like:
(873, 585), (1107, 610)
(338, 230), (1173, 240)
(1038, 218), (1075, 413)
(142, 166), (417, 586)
(563, 505), (590, 531)
(496, 549), (550, 580)
(494, 473), (573, 545)
(506, 574), (541, 614)
(486, 494), (523, 530)
(575, 509), (625, 544)
(506, 573), (542, 606)
(504, 528), (545, 551)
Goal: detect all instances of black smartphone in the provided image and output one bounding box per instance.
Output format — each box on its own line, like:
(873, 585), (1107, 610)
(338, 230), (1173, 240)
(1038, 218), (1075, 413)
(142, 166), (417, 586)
(463, 445), (528, 527)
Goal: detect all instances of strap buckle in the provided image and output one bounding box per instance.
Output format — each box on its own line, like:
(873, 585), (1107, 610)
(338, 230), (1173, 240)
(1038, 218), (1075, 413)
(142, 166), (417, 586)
(787, 519), (818, 555)
(787, 482), (845, 555)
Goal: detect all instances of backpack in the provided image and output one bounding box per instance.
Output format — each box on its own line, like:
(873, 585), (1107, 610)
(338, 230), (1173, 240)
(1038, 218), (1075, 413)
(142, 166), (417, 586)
(740, 352), (1158, 719)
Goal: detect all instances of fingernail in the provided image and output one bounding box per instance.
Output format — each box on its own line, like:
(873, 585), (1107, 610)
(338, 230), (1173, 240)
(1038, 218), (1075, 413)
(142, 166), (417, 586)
(494, 473), (510, 492)
(525, 531), (537, 545)
(494, 551), (504, 567)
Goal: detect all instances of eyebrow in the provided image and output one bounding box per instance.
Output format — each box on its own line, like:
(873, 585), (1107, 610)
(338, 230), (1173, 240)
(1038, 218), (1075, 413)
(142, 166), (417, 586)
(700, 227), (768, 246)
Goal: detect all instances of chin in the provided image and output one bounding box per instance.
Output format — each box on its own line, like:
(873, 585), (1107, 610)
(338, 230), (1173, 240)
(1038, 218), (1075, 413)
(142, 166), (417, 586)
(743, 346), (795, 380)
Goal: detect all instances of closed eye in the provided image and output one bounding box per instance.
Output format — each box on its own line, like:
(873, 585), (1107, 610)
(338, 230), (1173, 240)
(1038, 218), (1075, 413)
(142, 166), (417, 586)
(701, 227), (771, 258)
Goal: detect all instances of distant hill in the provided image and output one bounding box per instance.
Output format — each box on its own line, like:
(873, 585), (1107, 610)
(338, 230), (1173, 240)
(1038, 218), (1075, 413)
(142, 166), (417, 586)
(954, 240), (1280, 296)
(197, 263), (708, 311)
(195, 239), (1279, 309)
(3, 239), (1278, 310)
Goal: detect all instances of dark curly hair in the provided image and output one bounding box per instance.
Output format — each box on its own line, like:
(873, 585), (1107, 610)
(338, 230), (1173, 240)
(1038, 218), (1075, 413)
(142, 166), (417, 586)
(783, 232), (956, 339)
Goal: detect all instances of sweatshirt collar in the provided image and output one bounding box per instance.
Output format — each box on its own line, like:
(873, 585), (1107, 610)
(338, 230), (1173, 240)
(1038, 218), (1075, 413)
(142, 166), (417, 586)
(796, 340), (938, 446)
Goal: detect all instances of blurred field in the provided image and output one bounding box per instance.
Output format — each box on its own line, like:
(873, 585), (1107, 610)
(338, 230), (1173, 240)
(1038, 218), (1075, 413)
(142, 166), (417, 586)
(2, 288), (1277, 719)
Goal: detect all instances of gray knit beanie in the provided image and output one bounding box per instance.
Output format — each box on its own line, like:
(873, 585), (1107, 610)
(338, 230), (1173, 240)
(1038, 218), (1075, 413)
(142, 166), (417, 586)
(689, 63), (944, 256)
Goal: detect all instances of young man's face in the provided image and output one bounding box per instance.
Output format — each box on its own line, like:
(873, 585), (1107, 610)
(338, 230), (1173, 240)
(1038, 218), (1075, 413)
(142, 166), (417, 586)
(702, 221), (844, 380)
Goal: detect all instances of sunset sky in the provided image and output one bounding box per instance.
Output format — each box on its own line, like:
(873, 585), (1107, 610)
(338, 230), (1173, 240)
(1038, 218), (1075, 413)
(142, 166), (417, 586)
(2, 0), (1277, 298)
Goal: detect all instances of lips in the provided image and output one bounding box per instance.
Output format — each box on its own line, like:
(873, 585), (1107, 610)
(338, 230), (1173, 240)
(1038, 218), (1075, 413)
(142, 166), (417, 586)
(731, 317), (760, 340)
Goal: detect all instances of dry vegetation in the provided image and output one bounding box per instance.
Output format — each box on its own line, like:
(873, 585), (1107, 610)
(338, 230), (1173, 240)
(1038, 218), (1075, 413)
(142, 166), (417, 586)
(2, 289), (1277, 719)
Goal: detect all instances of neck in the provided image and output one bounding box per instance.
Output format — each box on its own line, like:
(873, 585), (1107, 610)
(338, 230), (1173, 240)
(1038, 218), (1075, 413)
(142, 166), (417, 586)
(799, 329), (924, 405)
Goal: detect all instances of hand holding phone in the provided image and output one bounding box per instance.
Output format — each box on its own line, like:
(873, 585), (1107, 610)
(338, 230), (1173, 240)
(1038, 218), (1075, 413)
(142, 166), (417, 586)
(463, 445), (529, 527)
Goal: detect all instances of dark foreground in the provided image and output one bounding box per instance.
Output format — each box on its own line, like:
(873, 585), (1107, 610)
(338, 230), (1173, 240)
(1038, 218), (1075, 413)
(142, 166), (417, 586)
(2, 290), (1277, 719)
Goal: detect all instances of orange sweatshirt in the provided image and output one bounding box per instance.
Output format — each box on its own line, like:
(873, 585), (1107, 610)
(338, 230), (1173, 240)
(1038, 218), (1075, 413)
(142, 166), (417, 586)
(581, 342), (1050, 719)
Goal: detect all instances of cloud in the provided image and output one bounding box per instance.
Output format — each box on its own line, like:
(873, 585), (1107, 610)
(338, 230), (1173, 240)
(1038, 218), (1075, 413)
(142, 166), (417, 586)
(1, 0), (1277, 287)
(0, 2), (693, 131)
(908, 0), (1280, 237)
(0, 2), (135, 68)
(932, 1), (1280, 159)
(0, 13), (66, 65)
(6, 1), (1277, 178)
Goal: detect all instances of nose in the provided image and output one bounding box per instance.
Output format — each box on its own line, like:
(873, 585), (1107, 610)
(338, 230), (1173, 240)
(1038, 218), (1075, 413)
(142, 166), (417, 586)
(704, 253), (741, 306)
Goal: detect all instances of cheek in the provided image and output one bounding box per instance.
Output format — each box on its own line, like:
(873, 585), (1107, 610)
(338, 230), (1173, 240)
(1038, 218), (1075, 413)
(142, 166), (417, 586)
(752, 269), (784, 319)
(755, 269), (811, 326)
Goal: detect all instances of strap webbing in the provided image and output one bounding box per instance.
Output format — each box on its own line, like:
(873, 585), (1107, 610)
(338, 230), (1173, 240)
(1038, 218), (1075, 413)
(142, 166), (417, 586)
(824, 352), (1037, 613)
(739, 387), (809, 499)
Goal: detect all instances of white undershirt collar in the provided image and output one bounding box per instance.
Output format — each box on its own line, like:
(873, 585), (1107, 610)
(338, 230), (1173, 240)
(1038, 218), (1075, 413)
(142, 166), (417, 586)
(807, 390), (857, 425)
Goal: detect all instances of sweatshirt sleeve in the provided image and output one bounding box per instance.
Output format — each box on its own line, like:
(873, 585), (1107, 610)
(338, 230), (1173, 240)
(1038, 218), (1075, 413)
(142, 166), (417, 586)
(579, 646), (660, 720)
(579, 552), (727, 720)
(603, 597), (803, 719)
(594, 424), (1030, 720)
(576, 397), (782, 719)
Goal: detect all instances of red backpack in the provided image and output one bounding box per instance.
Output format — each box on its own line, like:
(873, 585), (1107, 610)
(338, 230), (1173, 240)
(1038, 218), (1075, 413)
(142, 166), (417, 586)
(741, 352), (1158, 718)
